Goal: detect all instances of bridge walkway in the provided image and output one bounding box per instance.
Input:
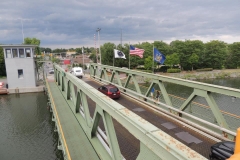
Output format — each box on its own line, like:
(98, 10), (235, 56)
(47, 80), (100, 160)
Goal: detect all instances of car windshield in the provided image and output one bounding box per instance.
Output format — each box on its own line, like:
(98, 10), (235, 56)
(109, 88), (118, 92)
(76, 70), (81, 72)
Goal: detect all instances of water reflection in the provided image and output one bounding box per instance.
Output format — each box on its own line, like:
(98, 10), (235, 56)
(0, 93), (63, 160)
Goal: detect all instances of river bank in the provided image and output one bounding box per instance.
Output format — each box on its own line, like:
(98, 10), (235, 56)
(160, 69), (240, 80)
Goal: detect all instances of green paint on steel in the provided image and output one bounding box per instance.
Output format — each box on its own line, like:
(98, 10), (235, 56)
(89, 63), (239, 140)
(51, 64), (207, 160)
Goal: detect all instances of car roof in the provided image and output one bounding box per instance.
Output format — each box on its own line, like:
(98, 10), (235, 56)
(103, 84), (117, 88)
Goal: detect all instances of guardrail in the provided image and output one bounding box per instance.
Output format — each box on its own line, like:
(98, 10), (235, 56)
(50, 64), (207, 160)
(89, 63), (239, 141)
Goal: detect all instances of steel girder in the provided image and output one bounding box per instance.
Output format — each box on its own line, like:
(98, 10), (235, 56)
(50, 64), (207, 160)
(89, 63), (239, 141)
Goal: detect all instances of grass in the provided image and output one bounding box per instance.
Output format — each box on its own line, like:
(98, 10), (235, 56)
(160, 69), (240, 80)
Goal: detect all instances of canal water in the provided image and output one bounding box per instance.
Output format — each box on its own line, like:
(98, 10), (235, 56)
(0, 93), (63, 160)
(0, 77), (239, 160)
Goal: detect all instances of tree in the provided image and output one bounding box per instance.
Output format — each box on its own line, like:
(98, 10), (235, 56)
(225, 42), (240, 69)
(52, 57), (60, 64)
(164, 53), (180, 68)
(40, 47), (52, 53)
(144, 56), (153, 70)
(153, 41), (171, 56)
(188, 53), (199, 71)
(170, 40), (204, 70)
(89, 53), (97, 63)
(0, 47), (6, 76)
(204, 40), (227, 69)
(75, 48), (82, 54)
(24, 37), (41, 55)
(101, 42), (116, 65)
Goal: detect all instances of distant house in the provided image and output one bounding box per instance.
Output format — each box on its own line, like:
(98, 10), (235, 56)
(72, 55), (92, 66)
(53, 52), (66, 58)
(0, 44), (39, 93)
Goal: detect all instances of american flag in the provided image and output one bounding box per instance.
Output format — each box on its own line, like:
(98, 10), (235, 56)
(130, 45), (145, 58)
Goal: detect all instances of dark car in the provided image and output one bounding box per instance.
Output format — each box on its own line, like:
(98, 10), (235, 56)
(49, 69), (54, 74)
(209, 141), (235, 160)
(98, 84), (120, 99)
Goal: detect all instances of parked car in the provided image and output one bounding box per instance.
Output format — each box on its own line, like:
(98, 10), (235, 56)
(209, 141), (235, 160)
(70, 67), (83, 79)
(49, 69), (54, 74)
(98, 84), (120, 99)
(0, 82), (4, 88)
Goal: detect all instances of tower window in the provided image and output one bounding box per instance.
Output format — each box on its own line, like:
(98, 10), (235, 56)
(18, 69), (23, 79)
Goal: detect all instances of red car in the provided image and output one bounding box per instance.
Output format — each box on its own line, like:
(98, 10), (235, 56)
(98, 84), (120, 99)
(0, 82), (4, 88)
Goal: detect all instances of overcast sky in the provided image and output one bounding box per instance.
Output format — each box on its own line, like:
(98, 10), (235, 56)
(0, 0), (240, 49)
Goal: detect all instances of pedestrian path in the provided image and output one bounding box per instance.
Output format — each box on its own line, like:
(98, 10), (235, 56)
(47, 81), (100, 160)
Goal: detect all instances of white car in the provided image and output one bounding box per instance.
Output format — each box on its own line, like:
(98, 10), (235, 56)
(71, 67), (84, 78)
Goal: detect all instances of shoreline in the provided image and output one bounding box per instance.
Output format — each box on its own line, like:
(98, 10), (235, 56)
(159, 69), (240, 80)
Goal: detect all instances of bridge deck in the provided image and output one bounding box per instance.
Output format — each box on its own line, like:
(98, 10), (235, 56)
(84, 78), (217, 159)
(48, 81), (100, 160)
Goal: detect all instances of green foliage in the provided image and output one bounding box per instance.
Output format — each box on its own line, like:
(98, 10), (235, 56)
(52, 48), (67, 53)
(204, 40), (227, 69)
(89, 53), (97, 63)
(155, 65), (170, 73)
(164, 53), (180, 68)
(167, 69), (181, 73)
(144, 56), (153, 70)
(188, 53), (199, 70)
(0, 47), (6, 76)
(101, 42), (116, 65)
(153, 41), (171, 56)
(52, 57), (60, 64)
(40, 47), (52, 53)
(24, 37), (41, 55)
(170, 40), (204, 70)
(225, 42), (240, 69)
(114, 43), (129, 67)
(75, 48), (82, 54)
(24, 37), (40, 45)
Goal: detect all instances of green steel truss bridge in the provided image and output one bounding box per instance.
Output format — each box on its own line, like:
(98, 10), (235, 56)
(44, 63), (240, 160)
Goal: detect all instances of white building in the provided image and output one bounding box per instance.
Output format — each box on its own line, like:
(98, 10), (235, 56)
(1, 44), (38, 92)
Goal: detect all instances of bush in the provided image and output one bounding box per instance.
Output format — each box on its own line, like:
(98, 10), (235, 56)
(136, 66), (145, 70)
(196, 68), (213, 72)
(167, 69), (181, 73)
(155, 66), (170, 73)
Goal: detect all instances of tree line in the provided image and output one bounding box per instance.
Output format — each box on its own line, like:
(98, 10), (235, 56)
(1, 38), (240, 76)
(99, 40), (240, 71)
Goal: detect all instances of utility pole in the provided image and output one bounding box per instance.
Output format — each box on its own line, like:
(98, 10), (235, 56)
(96, 28), (101, 64)
(21, 19), (24, 43)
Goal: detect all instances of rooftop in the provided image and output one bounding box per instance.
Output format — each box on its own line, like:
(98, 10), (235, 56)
(0, 44), (37, 48)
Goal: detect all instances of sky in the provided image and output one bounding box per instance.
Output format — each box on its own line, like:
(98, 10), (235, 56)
(0, 0), (240, 49)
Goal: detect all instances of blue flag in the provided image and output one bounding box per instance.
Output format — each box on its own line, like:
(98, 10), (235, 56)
(154, 48), (166, 64)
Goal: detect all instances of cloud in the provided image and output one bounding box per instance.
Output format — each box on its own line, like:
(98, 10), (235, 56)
(0, 0), (240, 49)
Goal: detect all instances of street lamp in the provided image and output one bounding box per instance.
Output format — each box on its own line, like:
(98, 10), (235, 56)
(96, 28), (101, 64)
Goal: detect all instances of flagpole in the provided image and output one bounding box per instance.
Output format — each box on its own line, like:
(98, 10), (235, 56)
(152, 44), (154, 73)
(129, 42), (130, 69)
(113, 47), (115, 67)
(82, 47), (84, 68)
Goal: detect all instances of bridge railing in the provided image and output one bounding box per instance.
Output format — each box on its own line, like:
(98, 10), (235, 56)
(89, 63), (239, 141)
(51, 64), (207, 160)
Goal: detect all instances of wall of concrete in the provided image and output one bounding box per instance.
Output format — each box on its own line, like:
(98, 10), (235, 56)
(5, 58), (37, 89)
